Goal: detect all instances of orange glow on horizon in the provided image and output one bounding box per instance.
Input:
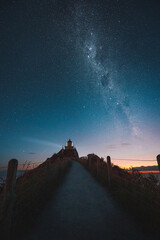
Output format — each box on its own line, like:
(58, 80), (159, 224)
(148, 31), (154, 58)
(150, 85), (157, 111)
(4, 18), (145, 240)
(128, 170), (159, 174)
(111, 157), (157, 169)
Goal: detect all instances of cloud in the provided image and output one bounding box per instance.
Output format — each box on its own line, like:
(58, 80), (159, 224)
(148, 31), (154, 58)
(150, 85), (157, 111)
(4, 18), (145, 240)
(107, 144), (117, 149)
(107, 143), (131, 150)
(121, 142), (131, 146)
(28, 152), (36, 155)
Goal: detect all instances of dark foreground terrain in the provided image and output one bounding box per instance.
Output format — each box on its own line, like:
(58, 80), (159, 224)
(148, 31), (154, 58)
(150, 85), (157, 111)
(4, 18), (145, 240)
(24, 161), (150, 240)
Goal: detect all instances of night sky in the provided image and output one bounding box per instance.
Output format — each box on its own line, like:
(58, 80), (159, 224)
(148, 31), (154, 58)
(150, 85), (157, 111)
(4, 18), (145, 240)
(1, 0), (160, 167)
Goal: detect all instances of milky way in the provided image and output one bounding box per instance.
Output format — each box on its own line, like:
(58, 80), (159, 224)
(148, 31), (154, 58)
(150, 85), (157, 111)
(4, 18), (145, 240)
(72, 2), (141, 138)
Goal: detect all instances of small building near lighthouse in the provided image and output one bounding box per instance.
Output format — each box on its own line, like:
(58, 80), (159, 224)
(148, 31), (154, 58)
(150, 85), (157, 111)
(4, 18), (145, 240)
(65, 139), (74, 149)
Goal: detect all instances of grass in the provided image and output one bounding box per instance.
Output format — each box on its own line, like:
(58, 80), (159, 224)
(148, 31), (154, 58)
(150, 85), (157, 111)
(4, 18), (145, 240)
(0, 156), (72, 240)
(79, 156), (160, 239)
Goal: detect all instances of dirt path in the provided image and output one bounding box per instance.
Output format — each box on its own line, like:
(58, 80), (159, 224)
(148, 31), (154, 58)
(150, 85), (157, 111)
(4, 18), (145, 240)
(24, 161), (150, 240)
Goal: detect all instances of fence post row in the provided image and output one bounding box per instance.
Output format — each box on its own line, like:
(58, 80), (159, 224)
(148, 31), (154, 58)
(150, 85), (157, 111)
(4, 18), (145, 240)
(107, 156), (112, 187)
(3, 159), (18, 240)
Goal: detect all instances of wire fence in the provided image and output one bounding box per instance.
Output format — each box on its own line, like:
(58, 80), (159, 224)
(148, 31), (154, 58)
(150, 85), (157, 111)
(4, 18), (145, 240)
(109, 158), (158, 171)
(0, 157), (158, 183)
(0, 161), (43, 171)
(112, 158), (156, 162)
(0, 161), (43, 183)
(0, 157), (158, 171)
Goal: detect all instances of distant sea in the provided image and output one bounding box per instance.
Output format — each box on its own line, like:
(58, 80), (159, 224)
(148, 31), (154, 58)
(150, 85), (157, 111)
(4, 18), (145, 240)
(0, 170), (27, 184)
(132, 165), (160, 181)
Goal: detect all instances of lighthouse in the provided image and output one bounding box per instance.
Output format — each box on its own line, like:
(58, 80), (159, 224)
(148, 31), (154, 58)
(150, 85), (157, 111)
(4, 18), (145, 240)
(65, 139), (74, 149)
(57, 139), (79, 160)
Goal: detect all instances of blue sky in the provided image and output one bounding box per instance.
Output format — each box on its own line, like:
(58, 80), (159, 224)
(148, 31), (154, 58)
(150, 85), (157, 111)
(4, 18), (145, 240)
(0, 0), (160, 168)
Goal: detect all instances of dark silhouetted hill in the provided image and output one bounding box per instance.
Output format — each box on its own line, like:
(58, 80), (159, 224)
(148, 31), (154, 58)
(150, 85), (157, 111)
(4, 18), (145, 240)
(132, 165), (158, 171)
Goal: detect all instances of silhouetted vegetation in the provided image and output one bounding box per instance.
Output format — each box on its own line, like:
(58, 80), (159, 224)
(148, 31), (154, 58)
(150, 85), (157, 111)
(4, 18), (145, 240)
(0, 157), (72, 240)
(79, 156), (160, 239)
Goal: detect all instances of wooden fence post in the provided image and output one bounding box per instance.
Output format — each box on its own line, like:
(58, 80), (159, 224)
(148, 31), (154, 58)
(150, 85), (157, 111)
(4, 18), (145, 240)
(157, 155), (160, 171)
(107, 156), (112, 187)
(97, 159), (99, 177)
(88, 156), (91, 170)
(3, 159), (18, 240)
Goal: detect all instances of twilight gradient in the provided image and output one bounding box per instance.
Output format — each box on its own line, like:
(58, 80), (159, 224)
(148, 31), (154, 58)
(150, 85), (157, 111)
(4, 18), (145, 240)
(0, 0), (160, 168)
